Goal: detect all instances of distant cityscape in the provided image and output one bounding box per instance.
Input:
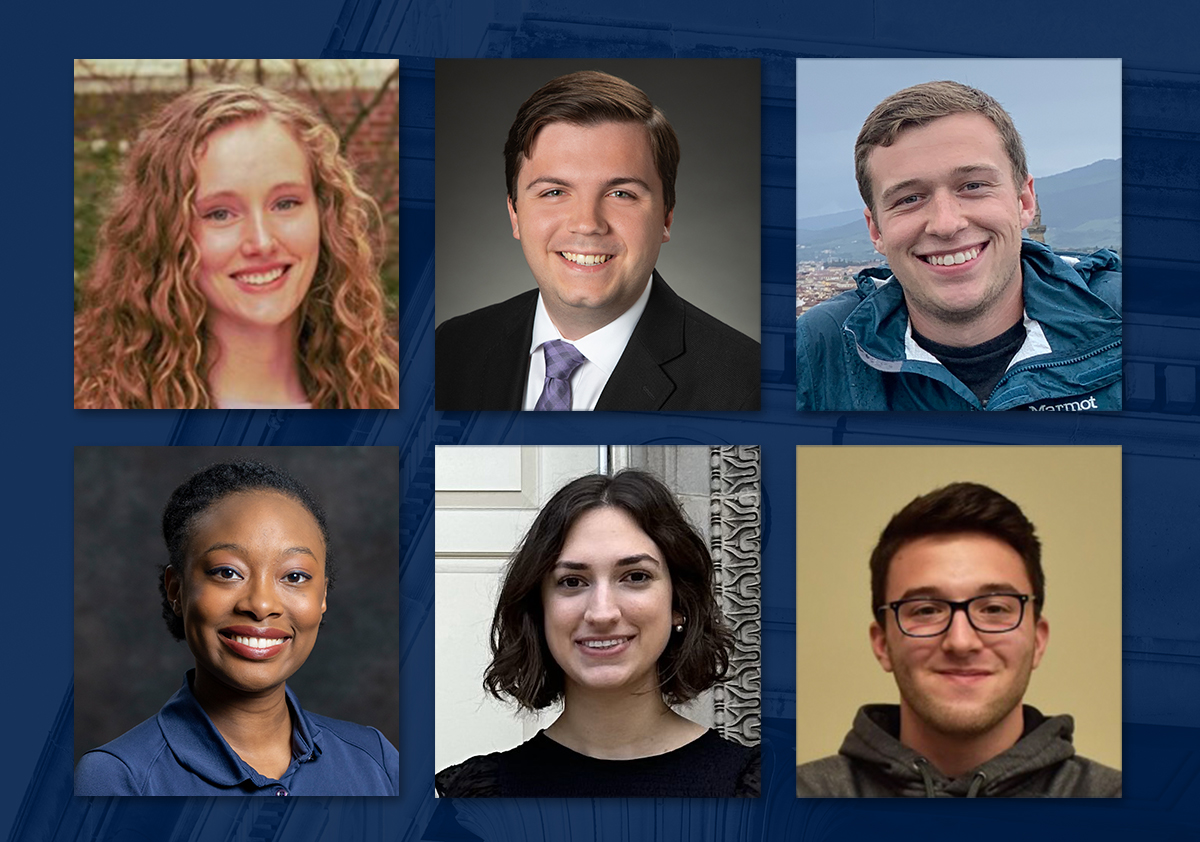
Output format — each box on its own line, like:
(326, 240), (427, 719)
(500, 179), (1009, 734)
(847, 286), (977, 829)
(795, 259), (874, 317)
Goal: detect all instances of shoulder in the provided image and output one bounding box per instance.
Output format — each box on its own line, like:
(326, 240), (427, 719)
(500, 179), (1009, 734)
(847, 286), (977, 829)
(1053, 754), (1123, 797)
(796, 290), (870, 411)
(74, 716), (167, 796)
(307, 712), (400, 793)
(435, 752), (503, 798)
(795, 754), (863, 797)
(435, 290), (538, 347)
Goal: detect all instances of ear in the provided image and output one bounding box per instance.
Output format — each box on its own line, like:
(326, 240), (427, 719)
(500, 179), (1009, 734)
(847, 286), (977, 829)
(321, 581), (328, 616)
(671, 608), (684, 627)
(865, 207), (886, 256)
(507, 196), (521, 240)
(662, 207), (674, 244)
(1031, 614), (1049, 669)
(870, 620), (894, 672)
(1018, 175), (1036, 230)
(164, 566), (182, 615)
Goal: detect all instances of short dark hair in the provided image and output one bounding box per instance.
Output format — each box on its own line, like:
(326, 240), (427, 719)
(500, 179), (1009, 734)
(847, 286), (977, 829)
(484, 470), (732, 709)
(503, 70), (681, 217)
(855, 80), (1029, 214)
(158, 460), (336, 640)
(869, 482), (1044, 621)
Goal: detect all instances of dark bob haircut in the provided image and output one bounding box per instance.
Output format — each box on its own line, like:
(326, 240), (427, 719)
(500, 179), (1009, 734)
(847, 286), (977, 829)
(484, 470), (733, 710)
(503, 70), (681, 217)
(158, 460), (336, 640)
(869, 482), (1044, 622)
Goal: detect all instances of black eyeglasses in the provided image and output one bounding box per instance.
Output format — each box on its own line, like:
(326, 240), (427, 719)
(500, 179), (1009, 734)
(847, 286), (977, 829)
(877, 593), (1036, 638)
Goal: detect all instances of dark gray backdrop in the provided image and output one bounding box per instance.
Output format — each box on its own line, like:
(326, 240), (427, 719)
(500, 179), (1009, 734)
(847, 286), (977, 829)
(73, 446), (400, 762)
(435, 59), (761, 339)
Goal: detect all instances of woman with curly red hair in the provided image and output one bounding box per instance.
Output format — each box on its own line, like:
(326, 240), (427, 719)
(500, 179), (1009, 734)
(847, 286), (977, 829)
(75, 84), (399, 409)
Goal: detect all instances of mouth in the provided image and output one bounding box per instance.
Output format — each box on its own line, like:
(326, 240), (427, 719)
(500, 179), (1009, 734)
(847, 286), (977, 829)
(935, 669), (993, 685)
(918, 243), (985, 267)
(219, 626), (292, 659)
(559, 251), (613, 267)
(230, 264), (292, 290)
(575, 636), (633, 656)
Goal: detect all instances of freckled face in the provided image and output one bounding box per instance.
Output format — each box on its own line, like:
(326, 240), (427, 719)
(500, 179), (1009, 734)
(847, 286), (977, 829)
(165, 491), (327, 696)
(508, 121), (673, 339)
(864, 113), (1036, 336)
(541, 507), (680, 699)
(870, 533), (1049, 740)
(191, 118), (321, 338)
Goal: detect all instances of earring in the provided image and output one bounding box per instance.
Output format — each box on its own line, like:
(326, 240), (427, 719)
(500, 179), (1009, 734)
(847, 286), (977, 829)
(674, 616), (686, 633)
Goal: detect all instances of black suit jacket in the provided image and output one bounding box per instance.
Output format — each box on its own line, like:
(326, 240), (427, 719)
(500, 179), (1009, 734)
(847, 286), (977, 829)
(435, 272), (760, 411)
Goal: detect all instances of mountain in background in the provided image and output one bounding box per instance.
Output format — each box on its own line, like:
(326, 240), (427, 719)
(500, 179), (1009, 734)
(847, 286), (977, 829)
(797, 158), (1121, 262)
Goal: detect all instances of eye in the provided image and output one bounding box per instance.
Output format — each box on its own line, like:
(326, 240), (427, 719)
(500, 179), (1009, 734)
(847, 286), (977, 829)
(201, 207), (234, 223)
(609, 189), (634, 199)
(540, 189), (565, 198)
(624, 569), (653, 584)
(557, 575), (586, 589)
(206, 566), (242, 581)
(283, 571), (312, 584)
(962, 181), (986, 191)
(896, 194), (921, 207)
(274, 197), (302, 211)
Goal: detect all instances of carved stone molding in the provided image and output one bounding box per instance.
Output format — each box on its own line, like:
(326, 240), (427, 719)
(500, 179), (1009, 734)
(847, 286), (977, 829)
(709, 445), (761, 745)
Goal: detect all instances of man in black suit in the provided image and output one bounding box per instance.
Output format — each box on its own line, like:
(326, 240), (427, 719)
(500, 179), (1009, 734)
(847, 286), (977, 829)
(435, 70), (760, 411)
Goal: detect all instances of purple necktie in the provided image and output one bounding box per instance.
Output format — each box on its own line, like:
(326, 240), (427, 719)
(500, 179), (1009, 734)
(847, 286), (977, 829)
(535, 340), (587, 411)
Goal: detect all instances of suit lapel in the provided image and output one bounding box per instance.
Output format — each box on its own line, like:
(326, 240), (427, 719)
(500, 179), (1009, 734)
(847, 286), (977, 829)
(595, 272), (684, 411)
(475, 292), (536, 410)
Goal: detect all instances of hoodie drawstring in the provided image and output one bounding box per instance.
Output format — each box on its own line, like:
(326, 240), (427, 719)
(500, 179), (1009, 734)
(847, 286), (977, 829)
(914, 759), (936, 798)
(966, 771), (987, 798)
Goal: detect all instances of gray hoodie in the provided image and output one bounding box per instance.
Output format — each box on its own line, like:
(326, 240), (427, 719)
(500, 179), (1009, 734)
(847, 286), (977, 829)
(796, 705), (1121, 798)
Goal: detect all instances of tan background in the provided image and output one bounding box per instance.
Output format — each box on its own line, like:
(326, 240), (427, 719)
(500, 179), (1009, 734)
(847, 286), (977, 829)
(795, 446), (1121, 769)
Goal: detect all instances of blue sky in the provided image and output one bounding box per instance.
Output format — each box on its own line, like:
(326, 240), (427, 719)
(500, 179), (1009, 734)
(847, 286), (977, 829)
(796, 59), (1122, 218)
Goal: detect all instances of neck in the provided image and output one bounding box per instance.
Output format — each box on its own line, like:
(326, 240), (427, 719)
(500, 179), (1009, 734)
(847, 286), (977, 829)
(545, 683), (704, 760)
(898, 702), (1026, 779)
(906, 285), (1023, 348)
(206, 319), (307, 406)
(190, 667), (293, 757)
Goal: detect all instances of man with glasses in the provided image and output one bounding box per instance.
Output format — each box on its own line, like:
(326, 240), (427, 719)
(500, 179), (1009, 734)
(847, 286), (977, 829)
(796, 482), (1121, 797)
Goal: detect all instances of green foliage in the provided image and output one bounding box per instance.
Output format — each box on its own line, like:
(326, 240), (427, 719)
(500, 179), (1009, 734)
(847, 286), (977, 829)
(73, 138), (124, 312)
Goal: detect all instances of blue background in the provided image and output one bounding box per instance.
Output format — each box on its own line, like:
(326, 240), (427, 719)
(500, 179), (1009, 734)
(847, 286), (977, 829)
(28, 0), (1199, 839)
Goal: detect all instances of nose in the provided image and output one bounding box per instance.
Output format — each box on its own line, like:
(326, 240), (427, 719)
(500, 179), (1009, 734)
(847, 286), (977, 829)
(924, 190), (968, 240)
(238, 574), (282, 621)
(240, 211), (278, 256)
(568, 196), (608, 236)
(941, 607), (984, 655)
(582, 582), (620, 626)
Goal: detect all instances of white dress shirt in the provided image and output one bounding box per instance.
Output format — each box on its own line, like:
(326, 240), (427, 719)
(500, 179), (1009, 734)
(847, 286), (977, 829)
(522, 276), (654, 411)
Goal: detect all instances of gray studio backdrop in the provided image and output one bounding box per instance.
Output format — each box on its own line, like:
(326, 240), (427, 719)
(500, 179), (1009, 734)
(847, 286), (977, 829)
(73, 446), (400, 763)
(435, 58), (761, 340)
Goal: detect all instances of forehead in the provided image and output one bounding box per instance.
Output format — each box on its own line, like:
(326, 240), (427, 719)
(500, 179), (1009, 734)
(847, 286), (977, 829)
(188, 490), (324, 556)
(557, 506), (661, 558)
(885, 532), (1031, 598)
(867, 113), (1010, 194)
(194, 117), (311, 189)
(519, 120), (660, 185)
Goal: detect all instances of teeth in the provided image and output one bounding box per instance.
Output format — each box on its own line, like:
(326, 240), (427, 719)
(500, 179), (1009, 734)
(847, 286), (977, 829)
(233, 635), (287, 649)
(582, 639), (625, 649)
(923, 247), (980, 266)
(561, 252), (612, 266)
(236, 267), (286, 285)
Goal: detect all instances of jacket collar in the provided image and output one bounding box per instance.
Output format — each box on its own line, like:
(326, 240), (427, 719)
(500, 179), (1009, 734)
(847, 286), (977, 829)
(844, 239), (1121, 370)
(156, 670), (322, 788)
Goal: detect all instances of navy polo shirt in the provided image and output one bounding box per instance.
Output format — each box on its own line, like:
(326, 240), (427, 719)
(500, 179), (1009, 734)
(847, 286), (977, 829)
(75, 672), (398, 796)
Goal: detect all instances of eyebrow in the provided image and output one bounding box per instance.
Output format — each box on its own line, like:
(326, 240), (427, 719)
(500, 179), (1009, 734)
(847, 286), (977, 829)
(523, 176), (653, 194)
(896, 582), (1024, 601)
(878, 164), (1004, 204)
(194, 182), (312, 204)
(552, 554), (663, 571)
(201, 542), (318, 560)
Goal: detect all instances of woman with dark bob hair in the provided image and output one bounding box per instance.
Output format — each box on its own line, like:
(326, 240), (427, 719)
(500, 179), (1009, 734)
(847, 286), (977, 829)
(435, 470), (760, 797)
(74, 84), (400, 409)
(75, 461), (399, 795)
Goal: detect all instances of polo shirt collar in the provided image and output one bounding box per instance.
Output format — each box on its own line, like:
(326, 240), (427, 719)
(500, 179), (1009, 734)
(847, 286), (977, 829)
(157, 670), (322, 788)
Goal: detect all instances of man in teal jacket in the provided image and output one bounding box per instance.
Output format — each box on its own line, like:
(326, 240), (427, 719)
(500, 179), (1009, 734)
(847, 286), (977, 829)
(796, 81), (1122, 412)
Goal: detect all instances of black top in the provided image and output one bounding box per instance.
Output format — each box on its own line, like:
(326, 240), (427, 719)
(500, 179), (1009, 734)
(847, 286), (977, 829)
(911, 319), (1027, 404)
(435, 729), (760, 798)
